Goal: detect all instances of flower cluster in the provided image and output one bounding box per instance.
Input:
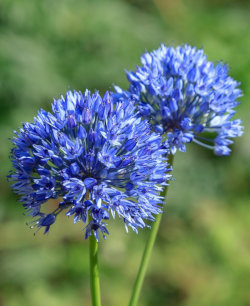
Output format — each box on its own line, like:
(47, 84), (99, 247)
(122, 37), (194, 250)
(8, 44), (244, 241)
(115, 44), (243, 155)
(9, 90), (170, 240)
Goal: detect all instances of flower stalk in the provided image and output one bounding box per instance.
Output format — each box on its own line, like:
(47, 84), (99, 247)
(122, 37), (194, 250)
(89, 223), (101, 306)
(129, 154), (174, 306)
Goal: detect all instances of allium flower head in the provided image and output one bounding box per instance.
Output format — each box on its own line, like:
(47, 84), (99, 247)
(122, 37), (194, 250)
(115, 44), (243, 155)
(8, 90), (170, 241)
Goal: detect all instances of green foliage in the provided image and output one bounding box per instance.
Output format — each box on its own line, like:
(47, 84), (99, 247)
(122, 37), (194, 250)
(0, 0), (249, 305)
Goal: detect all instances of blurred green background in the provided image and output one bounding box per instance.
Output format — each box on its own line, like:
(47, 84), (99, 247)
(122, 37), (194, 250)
(0, 0), (250, 305)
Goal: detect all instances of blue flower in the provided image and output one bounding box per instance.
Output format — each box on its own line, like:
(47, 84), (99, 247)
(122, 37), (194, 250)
(8, 89), (171, 241)
(29, 213), (56, 235)
(115, 44), (243, 155)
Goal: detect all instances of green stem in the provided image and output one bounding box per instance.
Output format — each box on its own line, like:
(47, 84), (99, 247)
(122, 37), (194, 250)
(128, 154), (174, 306)
(89, 228), (101, 306)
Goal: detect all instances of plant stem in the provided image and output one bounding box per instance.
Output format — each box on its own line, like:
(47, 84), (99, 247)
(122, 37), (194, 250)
(128, 154), (174, 306)
(89, 226), (101, 306)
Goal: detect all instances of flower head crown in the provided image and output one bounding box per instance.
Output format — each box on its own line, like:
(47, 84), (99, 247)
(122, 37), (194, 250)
(9, 90), (170, 240)
(116, 44), (243, 155)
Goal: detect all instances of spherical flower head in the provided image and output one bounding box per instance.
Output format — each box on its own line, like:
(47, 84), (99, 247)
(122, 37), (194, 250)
(8, 89), (171, 241)
(115, 44), (243, 155)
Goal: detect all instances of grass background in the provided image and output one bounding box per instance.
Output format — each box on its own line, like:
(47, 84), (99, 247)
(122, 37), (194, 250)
(0, 0), (250, 305)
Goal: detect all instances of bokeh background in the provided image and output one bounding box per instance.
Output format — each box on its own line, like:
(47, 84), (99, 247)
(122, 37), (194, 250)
(0, 0), (250, 305)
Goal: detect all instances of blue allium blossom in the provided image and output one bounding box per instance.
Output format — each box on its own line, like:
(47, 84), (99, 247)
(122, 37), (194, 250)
(115, 44), (243, 155)
(8, 90), (171, 241)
